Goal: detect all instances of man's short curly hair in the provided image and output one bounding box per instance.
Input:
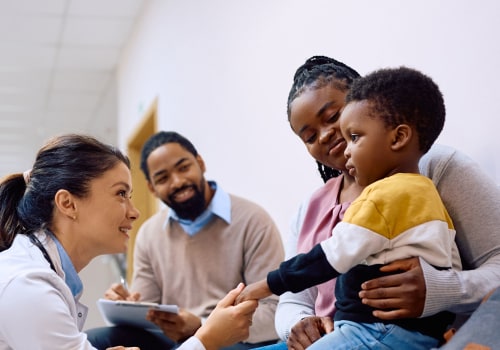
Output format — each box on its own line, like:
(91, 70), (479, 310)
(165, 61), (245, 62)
(140, 131), (198, 181)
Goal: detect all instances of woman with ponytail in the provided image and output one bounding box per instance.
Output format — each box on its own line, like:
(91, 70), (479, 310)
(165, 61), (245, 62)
(0, 134), (140, 349)
(0, 133), (258, 350)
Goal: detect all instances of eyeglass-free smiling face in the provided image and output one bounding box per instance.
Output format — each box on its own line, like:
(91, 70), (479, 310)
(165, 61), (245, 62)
(146, 142), (211, 220)
(289, 85), (349, 172)
(62, 162), (139, 269)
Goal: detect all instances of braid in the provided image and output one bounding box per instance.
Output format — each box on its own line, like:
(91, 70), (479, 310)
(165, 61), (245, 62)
(288, 56), (360, 182)
(317, 161), (342, 183)
(287, 56), (361, 119)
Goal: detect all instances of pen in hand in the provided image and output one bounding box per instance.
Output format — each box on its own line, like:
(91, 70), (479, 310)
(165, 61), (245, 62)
(104, 279), (140, 301)
(120, 276), (129, 291)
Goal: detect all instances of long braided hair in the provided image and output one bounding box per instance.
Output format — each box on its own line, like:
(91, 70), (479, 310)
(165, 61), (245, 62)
(286, 56), (361, 183)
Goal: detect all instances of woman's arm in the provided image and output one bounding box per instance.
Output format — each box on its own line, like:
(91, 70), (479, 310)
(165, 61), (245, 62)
(419, 144), (500, 315)
(1, 272), (96, 349)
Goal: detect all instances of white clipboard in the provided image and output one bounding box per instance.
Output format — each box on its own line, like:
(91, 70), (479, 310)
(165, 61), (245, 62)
(97, 299), (179, 331)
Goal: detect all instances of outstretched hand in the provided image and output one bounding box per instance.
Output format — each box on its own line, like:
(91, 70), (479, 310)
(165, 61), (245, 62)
(234, 279), (272, 304)
(359, 257), (426, 319)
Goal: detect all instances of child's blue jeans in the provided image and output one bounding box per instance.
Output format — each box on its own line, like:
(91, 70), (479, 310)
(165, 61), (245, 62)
(308, 320), (439, 350)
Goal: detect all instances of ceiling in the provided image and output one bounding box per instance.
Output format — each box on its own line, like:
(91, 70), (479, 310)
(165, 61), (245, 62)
(0, 0), (147, 177)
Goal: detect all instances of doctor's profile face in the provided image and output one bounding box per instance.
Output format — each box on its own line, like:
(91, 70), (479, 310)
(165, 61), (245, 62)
(73, 161), (140, 256)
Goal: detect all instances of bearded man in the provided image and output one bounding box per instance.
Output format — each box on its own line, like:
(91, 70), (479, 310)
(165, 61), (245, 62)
(86, 131), (283, 350)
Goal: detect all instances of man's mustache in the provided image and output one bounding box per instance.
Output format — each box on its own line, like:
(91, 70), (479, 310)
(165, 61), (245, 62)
(169, 185), (196, 201)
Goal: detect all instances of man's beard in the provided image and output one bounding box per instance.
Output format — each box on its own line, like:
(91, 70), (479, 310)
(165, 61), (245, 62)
(165, 181), (207, 220)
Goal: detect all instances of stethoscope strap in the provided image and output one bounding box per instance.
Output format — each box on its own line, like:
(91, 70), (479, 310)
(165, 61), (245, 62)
(28, 233), (57, 273)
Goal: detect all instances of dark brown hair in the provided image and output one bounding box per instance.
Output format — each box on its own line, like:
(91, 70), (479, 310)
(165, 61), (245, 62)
(0, 134), (130, 251)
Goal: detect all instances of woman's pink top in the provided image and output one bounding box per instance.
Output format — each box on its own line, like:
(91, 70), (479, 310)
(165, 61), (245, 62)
(296, 175), (351, 317)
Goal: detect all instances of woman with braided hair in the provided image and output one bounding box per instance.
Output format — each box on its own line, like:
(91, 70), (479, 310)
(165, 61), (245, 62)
(270, 56), (500, 349)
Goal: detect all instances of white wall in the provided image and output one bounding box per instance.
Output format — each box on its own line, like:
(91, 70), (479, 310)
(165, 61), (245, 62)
(116, 0), (500, 241)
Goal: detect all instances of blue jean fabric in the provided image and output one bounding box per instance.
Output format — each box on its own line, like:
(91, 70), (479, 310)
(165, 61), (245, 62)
(439, 287), (500, 349)
(243, 321), (439, 350)
(251, 341), (286, 350)
(307, 320), (438, 350)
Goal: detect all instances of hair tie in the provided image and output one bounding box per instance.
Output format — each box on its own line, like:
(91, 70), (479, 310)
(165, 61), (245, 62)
(23, 169), (32, 185)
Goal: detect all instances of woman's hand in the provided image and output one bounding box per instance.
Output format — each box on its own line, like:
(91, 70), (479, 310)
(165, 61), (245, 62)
(195, 283), (258, 350)
(287, 316), (334, 350)
(359, 257), (426, 319)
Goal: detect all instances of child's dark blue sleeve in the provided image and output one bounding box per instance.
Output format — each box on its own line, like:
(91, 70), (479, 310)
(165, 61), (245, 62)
(267, 244), (340, 295)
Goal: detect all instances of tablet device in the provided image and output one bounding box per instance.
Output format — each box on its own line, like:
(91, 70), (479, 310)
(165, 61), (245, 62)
(97, 299), (179, 331)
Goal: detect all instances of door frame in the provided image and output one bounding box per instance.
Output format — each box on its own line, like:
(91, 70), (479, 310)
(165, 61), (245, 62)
(125, 98), (158, 282)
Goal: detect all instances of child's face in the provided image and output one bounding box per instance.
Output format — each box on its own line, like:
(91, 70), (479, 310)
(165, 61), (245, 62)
(288, 85), (349, 172)
(340, 100), (397, 186)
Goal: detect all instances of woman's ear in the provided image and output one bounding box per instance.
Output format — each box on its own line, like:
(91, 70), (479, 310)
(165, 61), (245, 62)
(391, 124), (412, 151)
(54, 189), (77, 220)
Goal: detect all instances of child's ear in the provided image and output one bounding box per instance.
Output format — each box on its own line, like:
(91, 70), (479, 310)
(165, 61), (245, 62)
(391, 124), (412, 151)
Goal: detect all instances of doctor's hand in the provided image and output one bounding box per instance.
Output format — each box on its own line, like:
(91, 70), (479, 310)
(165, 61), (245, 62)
(235, 279), (272, 304)
(195, 283), (258, 350)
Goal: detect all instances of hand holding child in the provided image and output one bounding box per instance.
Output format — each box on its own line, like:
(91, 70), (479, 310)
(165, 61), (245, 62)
(235, 279), (272, 304)
(194, 283), (258, 350)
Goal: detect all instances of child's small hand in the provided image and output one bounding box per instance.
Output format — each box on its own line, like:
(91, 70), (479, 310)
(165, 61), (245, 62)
(235, 279), (272, 304)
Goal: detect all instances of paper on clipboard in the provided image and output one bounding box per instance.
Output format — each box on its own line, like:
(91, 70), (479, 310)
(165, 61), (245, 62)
(97, 299), (179, 331)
